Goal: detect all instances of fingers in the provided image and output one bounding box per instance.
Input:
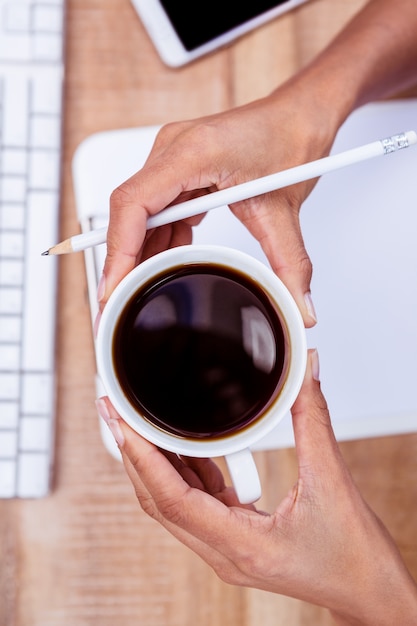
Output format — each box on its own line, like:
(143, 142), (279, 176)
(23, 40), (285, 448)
(231, 192), (316, 328)
(123, 448), (265, 588)
(99, 122), (218, 309)
(139, 221), (193, 263)
(291, 349), (346, 478)
(99, 171), (179, 310)
(100, 109), (319, 328)
(96, 398), (266, 563)
(119, 440), (240, 581)
(262, 203), (316, 328)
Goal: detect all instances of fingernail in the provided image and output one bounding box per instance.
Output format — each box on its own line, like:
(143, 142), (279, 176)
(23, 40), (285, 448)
(310, 348), (320, 381)
(97, 273), (106, 303)
(96, 397), (110, 423)
(95, 398), (125, 447)
(108, 419), (125, 447)
(304, 291), (317, 324)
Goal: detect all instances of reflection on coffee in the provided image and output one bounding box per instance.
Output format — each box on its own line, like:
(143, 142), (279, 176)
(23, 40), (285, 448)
(113, 263), (288, 439)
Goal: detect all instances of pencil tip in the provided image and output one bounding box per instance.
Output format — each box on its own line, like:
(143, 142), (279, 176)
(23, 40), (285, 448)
(41, 250), (49, 256)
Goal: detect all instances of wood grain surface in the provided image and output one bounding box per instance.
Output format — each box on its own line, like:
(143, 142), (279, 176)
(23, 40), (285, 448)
(1, 1), (416, 624)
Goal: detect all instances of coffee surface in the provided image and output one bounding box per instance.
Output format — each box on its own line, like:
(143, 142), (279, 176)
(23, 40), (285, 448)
(113, 264), (287, 439)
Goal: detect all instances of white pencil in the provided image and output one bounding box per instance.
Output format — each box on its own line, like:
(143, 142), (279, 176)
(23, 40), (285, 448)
(43, 130), (417, 256)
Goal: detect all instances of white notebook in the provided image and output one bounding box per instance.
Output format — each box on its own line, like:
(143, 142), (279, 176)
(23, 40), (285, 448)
(73, 99), (417, 452)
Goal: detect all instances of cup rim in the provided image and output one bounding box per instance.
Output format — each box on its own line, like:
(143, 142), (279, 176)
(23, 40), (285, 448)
(96, 244), (307, 457)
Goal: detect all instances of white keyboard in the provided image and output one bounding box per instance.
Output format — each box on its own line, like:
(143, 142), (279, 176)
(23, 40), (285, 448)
(0, 0), (65, 497)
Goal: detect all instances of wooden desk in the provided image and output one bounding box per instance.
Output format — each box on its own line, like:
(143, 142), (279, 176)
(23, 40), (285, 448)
(1, 1), (416, 624)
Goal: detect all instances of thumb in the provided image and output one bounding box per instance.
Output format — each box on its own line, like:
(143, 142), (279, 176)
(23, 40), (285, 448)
(265, 209), (316, 328)
(291, 349), (343, 474)
(237, 195), (317, 328)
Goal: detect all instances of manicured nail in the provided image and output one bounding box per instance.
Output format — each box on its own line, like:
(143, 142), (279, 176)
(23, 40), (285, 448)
(97, 273), (106, 303)
(108, 419), (125, 447)
(96, 397), (110, 423)
(304, 291), (317, 324)
(96, 398), (125, 446)
(311, 348), (320, 381)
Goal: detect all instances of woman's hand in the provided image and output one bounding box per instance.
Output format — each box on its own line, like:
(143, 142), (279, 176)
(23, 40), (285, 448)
(99, 88), (338, 327)
(98, 0), (417, 330)
(96, 350), (417, 624)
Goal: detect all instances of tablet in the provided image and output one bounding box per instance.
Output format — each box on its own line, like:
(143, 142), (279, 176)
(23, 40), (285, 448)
(130, 0), (310, 67)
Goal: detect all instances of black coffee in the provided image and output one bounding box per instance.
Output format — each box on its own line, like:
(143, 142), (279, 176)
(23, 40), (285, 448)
(113, 263), (288, 439)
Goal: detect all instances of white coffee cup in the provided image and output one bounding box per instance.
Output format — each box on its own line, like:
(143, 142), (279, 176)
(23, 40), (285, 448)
(96, 245), (307, 504)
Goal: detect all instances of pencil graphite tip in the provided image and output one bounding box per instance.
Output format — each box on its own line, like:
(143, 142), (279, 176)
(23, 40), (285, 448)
(41, 250), (49, 256)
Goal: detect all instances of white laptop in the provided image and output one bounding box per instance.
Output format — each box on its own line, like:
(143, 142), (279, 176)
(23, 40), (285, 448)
(72, 99), (417, 455)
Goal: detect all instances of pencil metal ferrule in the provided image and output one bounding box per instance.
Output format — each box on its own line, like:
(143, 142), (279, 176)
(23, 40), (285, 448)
(381, 132), (409, 154)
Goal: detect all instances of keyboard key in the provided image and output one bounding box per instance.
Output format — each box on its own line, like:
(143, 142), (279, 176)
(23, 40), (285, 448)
(0, 33), (31, 62)
(0, 402), (18, 428)
(22, 372), (54, 415)
(33, 33), (62, 62)
(0, 430), (18, 458)
(4, 5), (31, 32)
(38, 0), (65, 5)
(0, 287), (23, 314)
(0, 232), (24, 257)
(0, 259), (24, 285)
(2, 149), (27, 175)
(22, 191), (58, 371)
(0, 176), (26, 203)
(19, 416), (51, 451)
(17, 453), (50, 498)
(29, 149), (60, 189)
(0, 316), (21, 342)
(33, 5), (63, 33)
(0, 373), (19, 400)
(0, 204), (25, 229)
(0, 344), (20, 370)
(2, 75), (29, 146)
(0, 460), (16, 498)
(31, 69), (63, 115)
(31, 115), (61, 149)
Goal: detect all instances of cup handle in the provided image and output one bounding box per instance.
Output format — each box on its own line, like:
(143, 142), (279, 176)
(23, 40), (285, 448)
(225, 448), (261, 504)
